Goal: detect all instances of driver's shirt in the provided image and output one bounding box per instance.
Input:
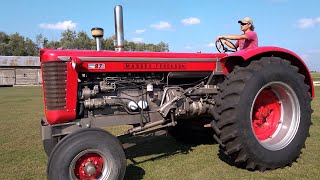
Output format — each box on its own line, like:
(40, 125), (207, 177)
(235, 31), (258, 50)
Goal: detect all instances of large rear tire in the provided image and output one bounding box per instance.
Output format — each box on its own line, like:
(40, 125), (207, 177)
(47, 128), (126, 180)
(211, 57), (312, 171)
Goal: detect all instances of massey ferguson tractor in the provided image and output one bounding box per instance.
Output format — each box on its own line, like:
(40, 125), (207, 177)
(40, 5), (314, 180)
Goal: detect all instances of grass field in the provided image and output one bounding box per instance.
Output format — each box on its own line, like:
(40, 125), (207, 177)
(312, 73), (320, 84)
(0, 84), (319, 179)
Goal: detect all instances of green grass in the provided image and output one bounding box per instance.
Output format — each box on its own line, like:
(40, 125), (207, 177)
(0, 85), (319, 180)
(311, 72), (320, 81)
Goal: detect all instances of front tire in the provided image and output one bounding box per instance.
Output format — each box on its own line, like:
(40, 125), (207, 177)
(43, 137), (58, 156)
(212, 57), (312, 171)
(47, 128), (126, 180)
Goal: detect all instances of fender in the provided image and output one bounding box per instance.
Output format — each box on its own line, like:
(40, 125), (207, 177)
(220, 46), (315, 98)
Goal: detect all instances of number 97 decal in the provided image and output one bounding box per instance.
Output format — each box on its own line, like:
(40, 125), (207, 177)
(88, 63), (106, 69)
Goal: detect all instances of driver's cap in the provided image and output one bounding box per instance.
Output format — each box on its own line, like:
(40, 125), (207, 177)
(238, 17), (253, 24)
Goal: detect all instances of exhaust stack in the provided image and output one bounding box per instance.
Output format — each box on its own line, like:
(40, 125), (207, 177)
(114, 5), (125, 51)
(91, 27), (104, 51)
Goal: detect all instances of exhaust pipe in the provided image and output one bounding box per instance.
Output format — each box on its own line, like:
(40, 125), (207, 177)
(114, 5), (125, 51)
(91, 27), (104, 51)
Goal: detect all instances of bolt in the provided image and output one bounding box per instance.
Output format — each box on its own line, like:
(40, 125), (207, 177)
(82, 164), (85, 167)
(82, 171), (85, 174)
(95, 162), (98, 165)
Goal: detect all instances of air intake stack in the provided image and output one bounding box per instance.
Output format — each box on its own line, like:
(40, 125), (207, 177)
(91, 27), (104, 51)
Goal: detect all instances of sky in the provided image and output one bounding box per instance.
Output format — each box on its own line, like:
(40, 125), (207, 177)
(0, 0), (319, 71)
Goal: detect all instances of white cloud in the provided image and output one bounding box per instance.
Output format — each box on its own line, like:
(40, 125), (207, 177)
(132, 37), (144, 43)
(150, 21), (172, 30)
(135, 29), (146, 34)
(181, 17), (201, 25)
(208, 43), (215, 47)
(39, 20), (77, 30)
(296, 17), (320, 29)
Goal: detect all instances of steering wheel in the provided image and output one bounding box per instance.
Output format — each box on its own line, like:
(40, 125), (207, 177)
(215, 38), (237, 53)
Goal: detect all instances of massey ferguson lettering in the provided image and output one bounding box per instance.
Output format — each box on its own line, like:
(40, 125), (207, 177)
(124, 63), (186, 69)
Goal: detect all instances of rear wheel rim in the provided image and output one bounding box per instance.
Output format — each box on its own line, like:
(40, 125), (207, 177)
(250, 82), (300, 151)
(70, 149), (111, 180)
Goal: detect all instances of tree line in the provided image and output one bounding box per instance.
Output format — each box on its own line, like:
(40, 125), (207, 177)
(0, 30), (169, 56)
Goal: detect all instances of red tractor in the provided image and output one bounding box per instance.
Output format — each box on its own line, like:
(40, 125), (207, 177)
(40, 5), (314, 180)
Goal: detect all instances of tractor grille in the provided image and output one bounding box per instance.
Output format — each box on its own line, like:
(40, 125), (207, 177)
(42, 61), (67, 110)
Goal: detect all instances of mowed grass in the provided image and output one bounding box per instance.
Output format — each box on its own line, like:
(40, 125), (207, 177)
(311, 72), (320, 82)
(0, 85), (319, 180)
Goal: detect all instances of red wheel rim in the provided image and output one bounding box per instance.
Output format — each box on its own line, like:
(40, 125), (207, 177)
(252, 89), (281, 140)
(74, 153), (104, 179)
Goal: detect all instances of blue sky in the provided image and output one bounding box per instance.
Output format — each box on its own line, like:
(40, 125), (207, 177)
(0, 0), (319, 71)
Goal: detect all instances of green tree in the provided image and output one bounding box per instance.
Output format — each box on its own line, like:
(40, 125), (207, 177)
(0, 32), (10, 55)
(36, 34), (48, 49)
(75, 31), (93, 50)
(60, 29), (77, 49)
(7, 33), (25, 55)
(125, 41), (137, 51)
(103, 36), (115, 50)
(44, 40), (61, 49)
(1, 30), (170, 55)
(25, 37), (39, 56)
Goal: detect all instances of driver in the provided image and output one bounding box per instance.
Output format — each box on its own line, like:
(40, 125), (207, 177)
(216, 17), (258, 51)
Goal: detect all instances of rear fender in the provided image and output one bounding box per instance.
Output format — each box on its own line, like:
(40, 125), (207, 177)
(220, 46), (314, 98)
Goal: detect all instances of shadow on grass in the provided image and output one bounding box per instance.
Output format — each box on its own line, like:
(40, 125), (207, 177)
(121, 129), (217, 179)
(124, 165), (145, 180)
(217, 149), (236, 167)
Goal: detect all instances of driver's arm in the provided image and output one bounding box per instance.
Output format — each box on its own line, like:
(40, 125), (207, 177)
(222, 40), (238, 49)
(220, 34), (247, 40)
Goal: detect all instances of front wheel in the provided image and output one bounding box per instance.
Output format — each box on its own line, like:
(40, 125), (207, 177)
(47, 128), (126, 180)
(212, 57), (312, 171)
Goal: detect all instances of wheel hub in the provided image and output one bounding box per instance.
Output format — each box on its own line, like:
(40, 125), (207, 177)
(74, 153), (104, 179)
(84, 162), (97, 176)
(252, 89), (281, 140)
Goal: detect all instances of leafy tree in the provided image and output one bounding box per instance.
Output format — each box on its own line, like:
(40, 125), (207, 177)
(103, 36), (115, 50)
(125, 41), (137, 51)
(25, 37), (38, 56)
(36, 34), (48, 49)
(44, 40), (61, 49)
(6, 33), (25, 56)
(75, 31), (93, 50)
(0, 30), (170, 56)
(0, 32), (10, 55)
(60, 29), (77, 49)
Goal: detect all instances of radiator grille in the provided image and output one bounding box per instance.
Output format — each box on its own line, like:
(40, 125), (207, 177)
(42, 61), (67, 110)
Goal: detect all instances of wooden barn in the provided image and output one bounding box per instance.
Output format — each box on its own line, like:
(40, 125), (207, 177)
(0, 56), (41, 86)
